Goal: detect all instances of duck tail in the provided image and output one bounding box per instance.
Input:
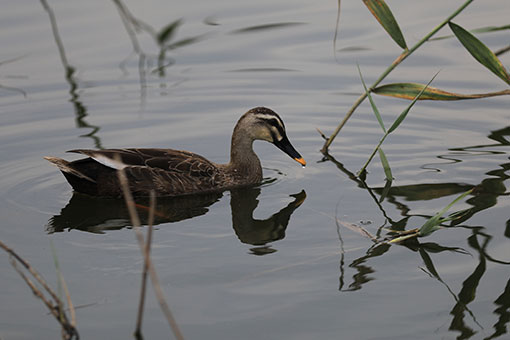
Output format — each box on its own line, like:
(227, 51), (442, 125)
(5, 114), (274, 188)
(44, 156), (96, 183)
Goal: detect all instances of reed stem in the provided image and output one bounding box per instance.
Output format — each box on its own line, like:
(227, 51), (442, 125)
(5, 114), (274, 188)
(321, 0), (475, 152)
(116, 168), (184, 340)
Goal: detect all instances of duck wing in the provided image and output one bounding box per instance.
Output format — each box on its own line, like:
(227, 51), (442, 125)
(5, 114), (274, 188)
(68, 148), (226, 196)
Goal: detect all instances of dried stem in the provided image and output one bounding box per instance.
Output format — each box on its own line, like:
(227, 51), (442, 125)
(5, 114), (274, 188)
(116, 168), (184, 340)
(135, 191), (156, 337)
(59, 260), (77, 329)
(0, 240), (79, 339)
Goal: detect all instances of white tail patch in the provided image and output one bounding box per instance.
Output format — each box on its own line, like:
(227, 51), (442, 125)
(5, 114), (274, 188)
(92, 154), (128, 170)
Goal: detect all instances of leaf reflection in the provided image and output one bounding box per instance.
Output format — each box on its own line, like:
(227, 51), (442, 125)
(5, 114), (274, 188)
(231, 22), (305, 34)
(323, 125), (510, 339)
(113, 0), (205, 85)
(487, 277), (510, 340)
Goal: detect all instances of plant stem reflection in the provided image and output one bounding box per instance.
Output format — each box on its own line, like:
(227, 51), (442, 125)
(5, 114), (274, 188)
(322, 126), (510, 339)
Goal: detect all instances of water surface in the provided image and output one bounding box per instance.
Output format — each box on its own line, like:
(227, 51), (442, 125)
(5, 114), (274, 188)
(1, 1), (509, 339)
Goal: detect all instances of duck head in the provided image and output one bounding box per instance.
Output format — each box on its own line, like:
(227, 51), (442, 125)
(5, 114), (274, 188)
(240, 107), (306, 166)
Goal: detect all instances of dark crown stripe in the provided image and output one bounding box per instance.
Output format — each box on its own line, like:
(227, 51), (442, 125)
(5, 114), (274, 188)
(255, 115), (285, 136)
(253, 110), (285, 130)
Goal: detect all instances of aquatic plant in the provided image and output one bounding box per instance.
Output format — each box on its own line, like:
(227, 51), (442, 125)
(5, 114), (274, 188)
(0, 240), (79, 339)
(321, 0), (510, 160)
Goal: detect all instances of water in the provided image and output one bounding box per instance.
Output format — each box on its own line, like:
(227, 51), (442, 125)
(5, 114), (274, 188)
(1, 1), (509, 339)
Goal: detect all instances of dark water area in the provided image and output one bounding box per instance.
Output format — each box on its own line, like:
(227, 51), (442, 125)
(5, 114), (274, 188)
(1, 1), (509, 339)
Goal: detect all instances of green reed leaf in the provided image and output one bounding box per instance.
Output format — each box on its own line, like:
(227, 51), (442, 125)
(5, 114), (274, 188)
(363, 0), (407, 49)
(373, 83), (510, 100)
(378, 147), (393, 202)
(378, 148), (392, 181)
(419, 189), (473, 237)
(358, 73), (437, 176)
(388, 233), (419, 243)
(357, 134), (386, 177)
(449, 22), (510, 85)
(387, 73), (437, 134)
(357, 63), (386, 132)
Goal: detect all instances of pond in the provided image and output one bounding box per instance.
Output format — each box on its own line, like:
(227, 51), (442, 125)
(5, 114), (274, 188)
(1, 0), (509, 339)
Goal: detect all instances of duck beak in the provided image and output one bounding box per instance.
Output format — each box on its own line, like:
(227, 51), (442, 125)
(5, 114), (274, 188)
(274, 135), (306, 166)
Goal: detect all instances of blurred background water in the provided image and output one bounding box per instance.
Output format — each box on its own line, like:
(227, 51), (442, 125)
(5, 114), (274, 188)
(1, 0), (509, 339)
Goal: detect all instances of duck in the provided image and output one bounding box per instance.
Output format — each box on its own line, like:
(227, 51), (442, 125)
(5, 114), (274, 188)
(45, 107), (306, 197)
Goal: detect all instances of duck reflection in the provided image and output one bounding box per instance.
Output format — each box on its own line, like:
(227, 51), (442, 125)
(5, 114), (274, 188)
(47, 187), (306, 253)
(230, 188), (306, 255)
(46, 192), (222, 234)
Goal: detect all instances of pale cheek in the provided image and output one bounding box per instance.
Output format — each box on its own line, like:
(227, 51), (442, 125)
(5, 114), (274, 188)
(271, 127), (283, 142)
(262, 132), (273, 142)
(254, 127), (273, 142)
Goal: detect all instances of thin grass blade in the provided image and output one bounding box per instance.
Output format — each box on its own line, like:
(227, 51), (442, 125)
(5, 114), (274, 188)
(435, 189), (473, 221)
(363, 0), (407, 49)
(50, 240), (77, 332)
(437, 208), (472, 225)
(358, 73), (437, 175)
(357, 134), (387, 176)
(388, 232), (419, 243)
(358, 63), (386, 132)
(373, 83), (510, 100)
(419, 189), (473, 236)
(419, 216), (442, 237)
(387, 72), (438, 134)
(449, 22), (510, 85)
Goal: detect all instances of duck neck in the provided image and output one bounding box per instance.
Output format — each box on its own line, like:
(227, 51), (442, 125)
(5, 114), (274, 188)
(227, 126), (262, 184)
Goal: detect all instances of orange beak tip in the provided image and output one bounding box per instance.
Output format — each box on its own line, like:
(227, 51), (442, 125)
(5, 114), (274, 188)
(295, 157), (306, 166)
